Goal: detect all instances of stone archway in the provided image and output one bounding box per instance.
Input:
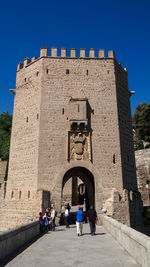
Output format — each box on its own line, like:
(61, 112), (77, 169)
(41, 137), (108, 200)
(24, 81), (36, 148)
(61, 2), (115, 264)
(62, 167), (95, 211)
(51, 161), (103, 215)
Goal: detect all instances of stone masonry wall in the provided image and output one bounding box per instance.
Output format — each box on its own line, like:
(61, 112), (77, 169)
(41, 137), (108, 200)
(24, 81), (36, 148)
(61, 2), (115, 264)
(0, 59), (44, 230)
(38, 56), (123, 203)
(135, 148), (150, 206)
(5, 59), (43, 201)
(115, 62), (137, 191)
(0, 159), (7, 186)
(0, 159), (7, 199)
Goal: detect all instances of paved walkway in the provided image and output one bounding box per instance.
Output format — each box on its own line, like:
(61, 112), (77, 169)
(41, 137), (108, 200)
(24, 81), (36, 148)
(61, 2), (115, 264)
(5, 224), (139, 267)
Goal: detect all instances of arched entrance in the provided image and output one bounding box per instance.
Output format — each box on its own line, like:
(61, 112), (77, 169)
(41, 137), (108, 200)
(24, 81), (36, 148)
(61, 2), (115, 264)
(62, 167), (95, 211)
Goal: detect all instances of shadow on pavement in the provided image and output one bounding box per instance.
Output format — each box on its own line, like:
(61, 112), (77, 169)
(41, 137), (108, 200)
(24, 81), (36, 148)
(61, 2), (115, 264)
(83, 232), (106, 236)
(53, 228), (66, 232)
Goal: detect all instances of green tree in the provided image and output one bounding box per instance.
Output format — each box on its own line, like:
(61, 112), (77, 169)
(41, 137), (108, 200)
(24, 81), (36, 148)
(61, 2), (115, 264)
(132, 103), (150, 149)
(0, 112), (12, 160)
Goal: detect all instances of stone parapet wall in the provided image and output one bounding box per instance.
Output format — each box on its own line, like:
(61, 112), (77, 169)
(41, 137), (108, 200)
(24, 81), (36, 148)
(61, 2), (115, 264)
(135, 149), (150, 206)
(0, 220), (40, 263)
(101, 214), (150, 267)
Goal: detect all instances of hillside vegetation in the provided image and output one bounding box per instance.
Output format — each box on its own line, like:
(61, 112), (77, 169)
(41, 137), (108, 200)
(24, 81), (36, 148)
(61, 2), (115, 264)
(132, 103), (150, 150)
(0, 112), (12, 160)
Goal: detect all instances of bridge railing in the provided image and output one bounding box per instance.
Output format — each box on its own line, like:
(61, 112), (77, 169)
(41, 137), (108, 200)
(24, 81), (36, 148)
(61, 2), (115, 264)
(0, 220), (40, 263)
(101, 214), (150, 267)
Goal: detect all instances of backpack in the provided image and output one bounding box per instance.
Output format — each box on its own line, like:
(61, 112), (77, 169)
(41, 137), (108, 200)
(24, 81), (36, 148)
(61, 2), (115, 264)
(43, 216), (48, 226)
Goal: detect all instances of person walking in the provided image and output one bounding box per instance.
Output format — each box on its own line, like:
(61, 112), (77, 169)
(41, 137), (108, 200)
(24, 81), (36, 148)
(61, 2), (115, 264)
(76, 206), (83, 236)
(50, 207), (56, 231)
(67, 203), (71, 213)
(87, 206), (98, 235)
(64, 206), (70, 228)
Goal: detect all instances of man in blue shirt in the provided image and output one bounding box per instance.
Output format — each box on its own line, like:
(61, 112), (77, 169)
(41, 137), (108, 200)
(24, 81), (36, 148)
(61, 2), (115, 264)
(76, 206), (83, 236)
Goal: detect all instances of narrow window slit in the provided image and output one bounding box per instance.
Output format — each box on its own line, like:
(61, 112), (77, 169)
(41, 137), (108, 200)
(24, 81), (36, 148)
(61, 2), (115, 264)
(113, 154), (116, 164)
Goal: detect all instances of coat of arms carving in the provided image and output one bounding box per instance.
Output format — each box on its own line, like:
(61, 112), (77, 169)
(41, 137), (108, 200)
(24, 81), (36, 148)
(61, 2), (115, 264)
(69, 132), (90, 161)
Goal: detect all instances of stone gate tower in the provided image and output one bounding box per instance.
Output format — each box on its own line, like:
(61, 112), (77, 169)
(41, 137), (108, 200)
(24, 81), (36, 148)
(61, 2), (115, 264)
(0, 47), (142, 230)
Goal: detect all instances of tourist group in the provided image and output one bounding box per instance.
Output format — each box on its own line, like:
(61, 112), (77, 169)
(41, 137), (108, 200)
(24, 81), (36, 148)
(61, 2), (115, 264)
(39, 205), (98, 236)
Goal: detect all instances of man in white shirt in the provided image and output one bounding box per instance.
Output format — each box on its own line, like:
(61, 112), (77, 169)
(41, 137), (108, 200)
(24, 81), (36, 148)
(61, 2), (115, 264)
(64, 206), (70, 228)
(50, 207), (56, 231)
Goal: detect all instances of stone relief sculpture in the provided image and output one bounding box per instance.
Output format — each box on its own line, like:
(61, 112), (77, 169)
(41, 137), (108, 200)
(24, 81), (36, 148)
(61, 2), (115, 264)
(69, 132), (90, 161)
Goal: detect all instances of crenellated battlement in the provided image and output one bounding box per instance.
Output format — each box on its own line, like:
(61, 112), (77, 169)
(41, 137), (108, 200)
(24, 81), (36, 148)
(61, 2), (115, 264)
(39, 47), (115, 59)
(17, 47), (115, 71)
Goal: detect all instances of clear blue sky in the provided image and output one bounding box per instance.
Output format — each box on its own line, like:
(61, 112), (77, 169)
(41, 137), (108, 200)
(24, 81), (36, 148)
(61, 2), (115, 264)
(0, 0), (150, 115)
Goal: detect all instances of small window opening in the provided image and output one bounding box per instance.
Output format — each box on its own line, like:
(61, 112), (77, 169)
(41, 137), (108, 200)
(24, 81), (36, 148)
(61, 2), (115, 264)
(86, 70), (88, 75)
(62, 108), (64, 115)
(146, 180), (149, 185)
(67, 117), (68, 120)
(46, 69), (48, 74)
(28, 190), (30, 199)
(113, 154), (115, 164)
(71, 123), (77, 131)
(0, 183), (1, 189)
(66, 69), (69, 74)
(79, 123), (85, 131)
(19, 191), (21, 199)
(37, 71), (39, 77)
(107, 70), (109, 74)
(11, 191), (14, 199)
(37, 113), (39, 119)
(78, 104), (80, 112)
(26, 117), (28, 122)
(25, 78), (26, 82)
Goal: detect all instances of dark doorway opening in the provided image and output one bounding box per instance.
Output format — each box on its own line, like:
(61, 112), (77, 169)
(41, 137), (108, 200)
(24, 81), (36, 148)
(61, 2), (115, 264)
(61, 167), (95, 212)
